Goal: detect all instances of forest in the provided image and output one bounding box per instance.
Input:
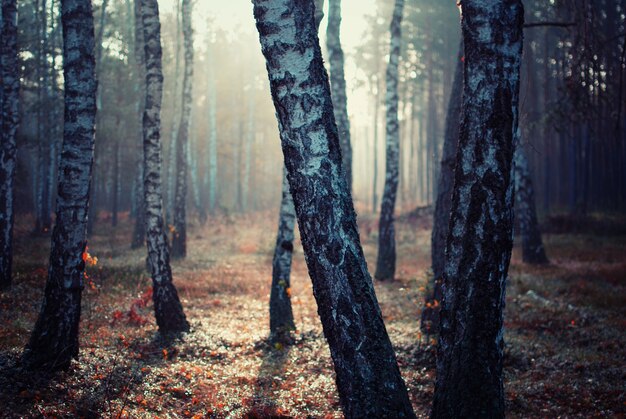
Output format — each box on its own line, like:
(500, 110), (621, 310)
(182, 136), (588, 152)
(0, 0), (625, 417)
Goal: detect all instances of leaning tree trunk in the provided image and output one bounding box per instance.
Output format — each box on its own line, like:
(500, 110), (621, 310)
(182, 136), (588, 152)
(253, 1), (414, 417)
(0, 0), (20, 290)
(421, 42), (463, 334)
(514, 133), (549, 264)
(22, 0), (97, 371)
(375, 0), (404, 281)
(140, 0), (189, 333)
(171, 0), (193, 259)
(431, 1), (524, 418)
(130, 0), (146, 249)
(327, 0), (352, 193)
(269, 169), (297, 342)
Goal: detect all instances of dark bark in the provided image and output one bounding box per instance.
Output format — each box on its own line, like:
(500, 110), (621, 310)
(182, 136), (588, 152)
(171, 0), (193, 259)
(514, 137), (549, 264)
(431, 1), (524, 418)
(327, 0), (352, 193)
(22, 0), (97, 371)
(253, 1), (414, 417)
(269, 170), (297, 342)
(0, 0), (20, 290)
(140, 0), (189, 333)
(375, 0), (404, 281)
(422, 43), (463, 333)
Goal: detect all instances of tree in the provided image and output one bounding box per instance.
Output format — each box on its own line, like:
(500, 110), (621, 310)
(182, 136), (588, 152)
(22, 0), (97, 370)
(253, 1), (414, 416)
(170, 0), (193, 259)
(140, 0), (189, 333)
(421, 42), (463, 333)
(431, 1), (524, 417)
(375, 0), (404, 281)
(514, 133), (549, 264)
(327, 0), (352, 192)
(0, 0), (20, 291)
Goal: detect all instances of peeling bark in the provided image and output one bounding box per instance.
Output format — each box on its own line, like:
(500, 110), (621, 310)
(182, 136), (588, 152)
(514, 134), (549, 264)
(22, 0), (97, 371)
(140, 0), (189, 333)
(431, 1), (524, 417)
(0, 0), (20, 290)
(327, 0), (352, 192)
(171, 0), (193, 259)
(422, 42), (463, 333)
(375, 0), (404, 281)
(253, 1), (414, 417)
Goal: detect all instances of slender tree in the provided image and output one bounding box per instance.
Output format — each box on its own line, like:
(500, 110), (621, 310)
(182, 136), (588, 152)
(22, 0), (97, 370)
(140, 0), (189, 333)
(170, 0), (193, 258)
(205, 40), (218, 215)
(253, 1), (414, 417)
(0, 0), (20, 290)
(431, 1), (524, 417)
(327, 0), (352, 192)
(514, 132), (549, 264)
(268, 0), (324, 343)
(422, 42), (463, 333)
(375, 0), (404, 281)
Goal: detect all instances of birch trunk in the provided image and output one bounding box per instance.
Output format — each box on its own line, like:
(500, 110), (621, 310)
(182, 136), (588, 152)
(422, 43), (463, 333)
(253, 1), (414, 416)
(327, 0), (352, 192)
(0, 0), (20, 290)
(206, 43), (217, 215)
(140, 0), (189, 333)
(514, 135), (549, 264)
(131, 0), (146, 249)
(171, 0), (193, 258)
(23, 0), (97, 370)
(431, 1), (524, 417)
(375, 0), (404, 281)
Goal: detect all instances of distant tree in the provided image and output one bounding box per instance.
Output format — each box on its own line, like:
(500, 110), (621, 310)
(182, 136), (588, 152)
(421, 42), (463, 333)
(0, 0), (20, 290)
(171, 0), (193, 259)
(375, 0), (404, 281)
(22, 0), (97, 370)
(431, 1), (524, 417)
(514, 133), (549, 264)
(327, 0), (352, 192)
(140, 0), (189, 333)
(253, 1), (414, 416)
(205, 39), (218, 215)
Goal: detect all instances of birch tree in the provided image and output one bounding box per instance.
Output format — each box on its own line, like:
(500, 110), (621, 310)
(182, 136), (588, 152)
(422, 42), (463, 333)
(431, 1), (524, 417)
(375, 0), (404, 281)
(140, 0), (189, 333)
(253, 1), (414, 416)
(514, 133), (549, 264)
(327, 0), (352, 192)
(22, 0), (97, 370)
(205, 40), (218, 215)
(171, 0), (193, 258)
(0, 0), (20, 290)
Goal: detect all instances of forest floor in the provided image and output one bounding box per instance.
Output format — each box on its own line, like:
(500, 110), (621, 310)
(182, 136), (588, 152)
(0, 211), (625, 418)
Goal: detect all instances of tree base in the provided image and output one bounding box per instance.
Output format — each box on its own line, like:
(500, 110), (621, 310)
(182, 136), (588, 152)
(153, 281), (190, 333)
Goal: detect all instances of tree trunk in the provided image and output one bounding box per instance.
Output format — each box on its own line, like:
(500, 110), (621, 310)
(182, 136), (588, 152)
(22, 0), (97, 371)
(431, 2), (524, 418)
(514, 134), (549, 264)
(375, 0), (404, 281)
(140, 0), (189, 333)
(422, 42), (463, 334)
(171, 0), (193, 259)
(327, 0), (352, 193)
(0, 0), (20, 290)
(253, 1), (414, 417)
(206, 44), (218, 215)
(131, 0), (146, 249)
(188, 111), (205, 223)
(269, 169), (297, 342)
